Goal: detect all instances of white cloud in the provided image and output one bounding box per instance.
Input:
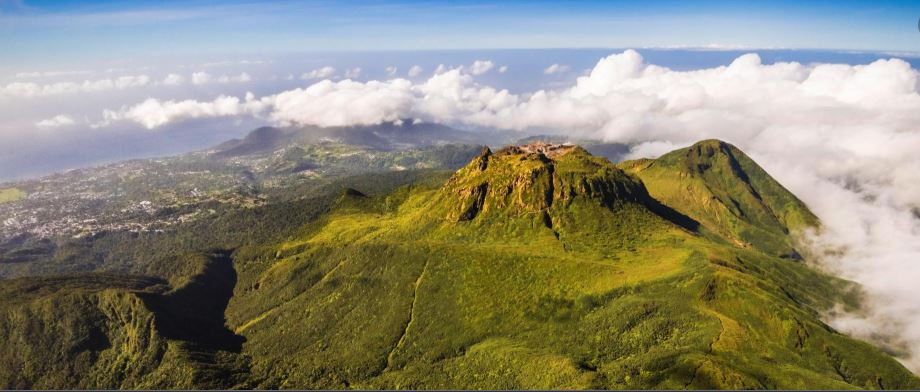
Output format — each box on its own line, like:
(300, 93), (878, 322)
(191, 72), (213, 85)
(301, 66), (336, 80)
(35, 114), (76, 128)
(385, 66), (398, 77)
(269, 79), (414, 127)
(543, 63), (570, 74)
(200, 59), (270, 68)
(498, 65), (508, 73)
(217, 72), (252, 83)
(468, 60), (495, 75)
(0, 75), (151, 98)
(407, 65), (423, 77)
(344, 67), (362, 79)
(97, 94), (267, 129)
(93, 67), (514, 129)
(161, 73), (185, 86)
(89, 51), (920, 372)
(16, 70), (92, 79)
(433, 64), (450, 75)
(190, 71), (250, 85)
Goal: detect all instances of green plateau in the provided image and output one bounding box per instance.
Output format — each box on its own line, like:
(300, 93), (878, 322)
(1, 140), (916, 389)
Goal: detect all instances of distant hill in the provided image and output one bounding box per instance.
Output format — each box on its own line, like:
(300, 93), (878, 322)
(0, 141), (916, 389)
(213, 122), (506, 158)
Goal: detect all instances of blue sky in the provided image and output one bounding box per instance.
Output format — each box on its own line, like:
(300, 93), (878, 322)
(2, 0), (919, 66)
(2, 0), (920, 179)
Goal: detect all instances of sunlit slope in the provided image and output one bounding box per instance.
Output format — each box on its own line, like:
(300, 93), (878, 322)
(227, 143), (918, 389)
(0, 253), (250, 389)
(618, 140), (818, 258)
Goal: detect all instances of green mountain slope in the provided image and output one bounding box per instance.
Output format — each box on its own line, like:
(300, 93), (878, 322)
(224, 142), (917, 389)
(0, 141), (916, 389)
(618, 140), (818, 258)
(0, 252), (250, 389)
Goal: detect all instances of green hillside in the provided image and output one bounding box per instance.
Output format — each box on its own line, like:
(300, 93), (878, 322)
(0, 141), (916, 389)
(0, 188), (25, 204)
(618, 140), (818, 258)
(0, 252), (250, 389)
(227, 142), (917, 389)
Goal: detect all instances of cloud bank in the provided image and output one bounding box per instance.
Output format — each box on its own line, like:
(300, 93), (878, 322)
(89, 50), (920, 371)
(0, 70), (256, 99)
(1, 75), (151, 98)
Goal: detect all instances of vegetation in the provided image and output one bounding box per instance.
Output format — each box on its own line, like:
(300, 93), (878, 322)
(0, 187), (25, 204)
(0, 140), (916, 389)
(618, 140), (818, 258)
(0, 252), (250, 389)
(227, 142), (918, 389)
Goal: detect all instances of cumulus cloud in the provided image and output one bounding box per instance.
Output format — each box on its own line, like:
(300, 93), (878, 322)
(94, 66), (515, 129)
(385, 66), (398, 77)
(407, 65), (423, 77)
(97, 93), (267, 129)
(301, 66), (336, 80)
(190, 72), (250, 85)
(161, 73), (185, 86)
(543, 63), (570, 74)
(498, 65), (508, 73)
(468, 60), (495, 75)
(344, 67), (362, 79)
(35, 114), (76, 128)
(89, 50), (920, 371)
(217, 72), (252, 83)
(191, 72), (212, 85)
(0, 75), (151, 98)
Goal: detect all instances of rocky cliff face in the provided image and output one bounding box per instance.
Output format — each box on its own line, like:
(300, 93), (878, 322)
(441, 144), (652, 222)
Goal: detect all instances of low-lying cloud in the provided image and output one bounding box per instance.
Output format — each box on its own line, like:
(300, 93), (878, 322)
(35, 114), (76, 128)
(88, 49), (920, 371)
(543, 63), (570, 74)
(16, 70), (92, 79)
(468, 60), (495, 75)
(96, 94), (266, 129)
(190, 71), (251, 85)
(1, 75), (151, 98)
(301, 66), (336, 80)
(0, 70), (255, 99)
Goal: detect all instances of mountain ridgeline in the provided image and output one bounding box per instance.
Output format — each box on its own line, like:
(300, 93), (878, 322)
(0, 140), (917, 389)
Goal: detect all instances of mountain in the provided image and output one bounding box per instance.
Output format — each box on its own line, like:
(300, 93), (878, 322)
(0, 141), (916, 389)
(618, 140), (818, 258)
(213, 122), (505, 158)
